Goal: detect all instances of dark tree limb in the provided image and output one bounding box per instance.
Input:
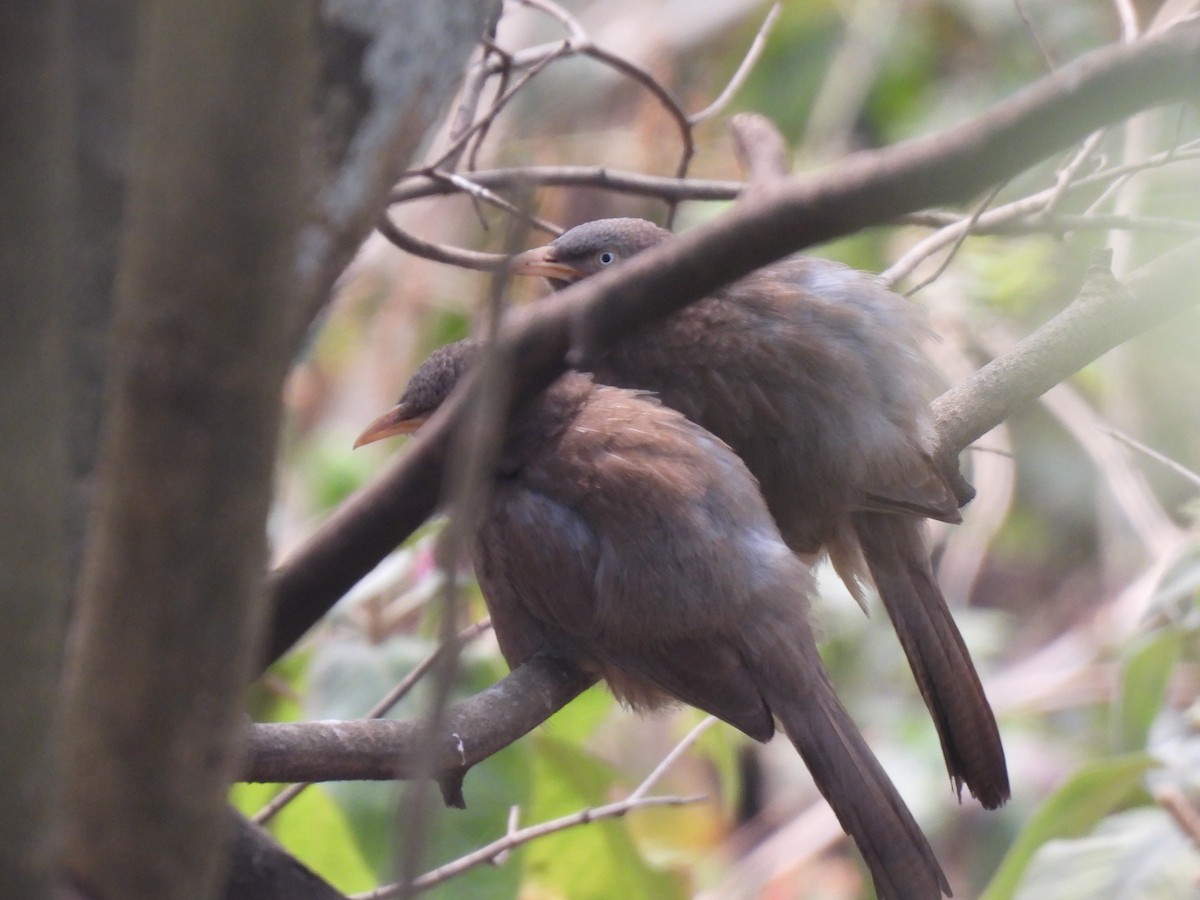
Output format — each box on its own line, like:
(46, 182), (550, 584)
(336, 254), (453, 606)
(61, 4), (317, 898)
(266, 20), (1200, 666)
(222, 813), (347, 900)
(243, 656), (595, 798)
(0, 1), (74, 895)
(66, 0), (138, 583)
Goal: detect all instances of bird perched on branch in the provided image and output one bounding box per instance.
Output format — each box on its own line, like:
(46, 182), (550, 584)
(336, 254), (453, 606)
(356, 339), (950, 900)
(511, 217), (1009, 810)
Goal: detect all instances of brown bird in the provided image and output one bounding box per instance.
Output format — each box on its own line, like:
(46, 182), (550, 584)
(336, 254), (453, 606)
(357, 339), (951, 900)
(511, 218), (1009, 810)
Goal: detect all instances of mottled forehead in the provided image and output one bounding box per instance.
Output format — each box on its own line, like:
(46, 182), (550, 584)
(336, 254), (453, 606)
(398, 339), (479, 415)
(551, 218), (672, 259)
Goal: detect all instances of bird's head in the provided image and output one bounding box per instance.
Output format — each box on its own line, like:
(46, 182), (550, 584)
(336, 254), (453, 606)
(354, 340), (479, 447)
(509, 218), (672, 289)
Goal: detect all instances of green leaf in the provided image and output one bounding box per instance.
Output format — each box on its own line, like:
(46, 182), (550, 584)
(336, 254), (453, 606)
(1113, 630), (1182, 753)
(1015, 807), (1200, 900)
(980, 753), (1157, 900)
(522, 734), (687, 900)
(247, 647), (311, 725)
(537, 682), (613, 745)
(228, 783), (377, 894)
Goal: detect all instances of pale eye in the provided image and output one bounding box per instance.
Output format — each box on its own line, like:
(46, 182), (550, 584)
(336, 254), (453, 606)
(597, 250), (616, 266)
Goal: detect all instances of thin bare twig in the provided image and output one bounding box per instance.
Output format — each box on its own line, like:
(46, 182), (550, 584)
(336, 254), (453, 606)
(513, 0), (694, 182)
(1013, 0), (1057, 70)
(441, 44), (500, 174)
(429, 170), (561, 236)
(1102, 427), (1200, 490)
(390, 165), (743, 206)
(582, 43), (694, 180)
(1034, 129), (1107, 222)
(426, 42), (571, 174)
(628, 716), (718, 802)
(358, 708), (714, 897)
(884, 144), (1200, 286)
(690, 3), (783, 124)
(901, 211), (1200, 235)
(376, 217), (506, 271)
(353, 793), (703, 898)
(904, 182), (1006, 297)
(466, 45), (511, 174)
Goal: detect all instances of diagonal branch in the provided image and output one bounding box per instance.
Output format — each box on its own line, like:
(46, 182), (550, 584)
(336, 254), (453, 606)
(243, 655), (595, 788)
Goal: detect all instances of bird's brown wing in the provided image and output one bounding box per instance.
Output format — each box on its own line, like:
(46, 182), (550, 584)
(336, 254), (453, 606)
(602, 639), (775, 742)
(503, 386), (788, 737)
(479, 435), (779, 739)
(857, 451), (962, 524)
(475, 483), (603, 670)
(751, 259), (965, 521)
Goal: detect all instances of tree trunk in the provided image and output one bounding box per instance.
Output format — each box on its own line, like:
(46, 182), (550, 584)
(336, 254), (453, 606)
(61, 3), (316, 897)
(0, 2), (75, 897)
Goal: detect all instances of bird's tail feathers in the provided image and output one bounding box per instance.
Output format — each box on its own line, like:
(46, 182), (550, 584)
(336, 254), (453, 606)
(854, 513), (1009, 809)
(760, 644), (951, 900)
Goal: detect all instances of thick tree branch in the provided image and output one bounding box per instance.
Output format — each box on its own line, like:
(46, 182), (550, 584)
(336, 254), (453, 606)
(0, 2), (73, 895)
(244, 656), (595, 791)
(61, 4), (316, 898)
(932, 239), (1200, 461)
(222, 813), (346, 900)
(266, 20), (1200, 665)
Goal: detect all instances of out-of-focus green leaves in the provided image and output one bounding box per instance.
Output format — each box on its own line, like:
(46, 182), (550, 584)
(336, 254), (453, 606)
(421, 307), (471, 354)
(248, 646), (311, 725)
(404, 741), (532, 900)
(293, 434), (380, 515)
(230, 782), (377, 894)
(1014, 807), (1200, 900)
(534, 681), (611, 745)
(305, 629), (534, 895)
(957, 235), (1061, 318)
(522, 734), (688, 900)
(980, 753), (1157, 900)
(1114, 630), (1183, 754)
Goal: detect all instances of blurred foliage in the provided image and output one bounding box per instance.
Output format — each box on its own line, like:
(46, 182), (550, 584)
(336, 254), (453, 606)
(261, 0), (1200, 897)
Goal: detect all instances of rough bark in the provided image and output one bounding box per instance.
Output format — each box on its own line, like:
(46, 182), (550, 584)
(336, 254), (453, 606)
(0, 2), (74, 896)
(61, 3), (316, 898)
(66, 0), (138, 581)
(221, 814), (346, 900)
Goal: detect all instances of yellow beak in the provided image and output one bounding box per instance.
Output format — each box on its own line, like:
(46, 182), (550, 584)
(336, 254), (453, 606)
(353, 405), (426, 448)
(509, 246), (585, 284)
